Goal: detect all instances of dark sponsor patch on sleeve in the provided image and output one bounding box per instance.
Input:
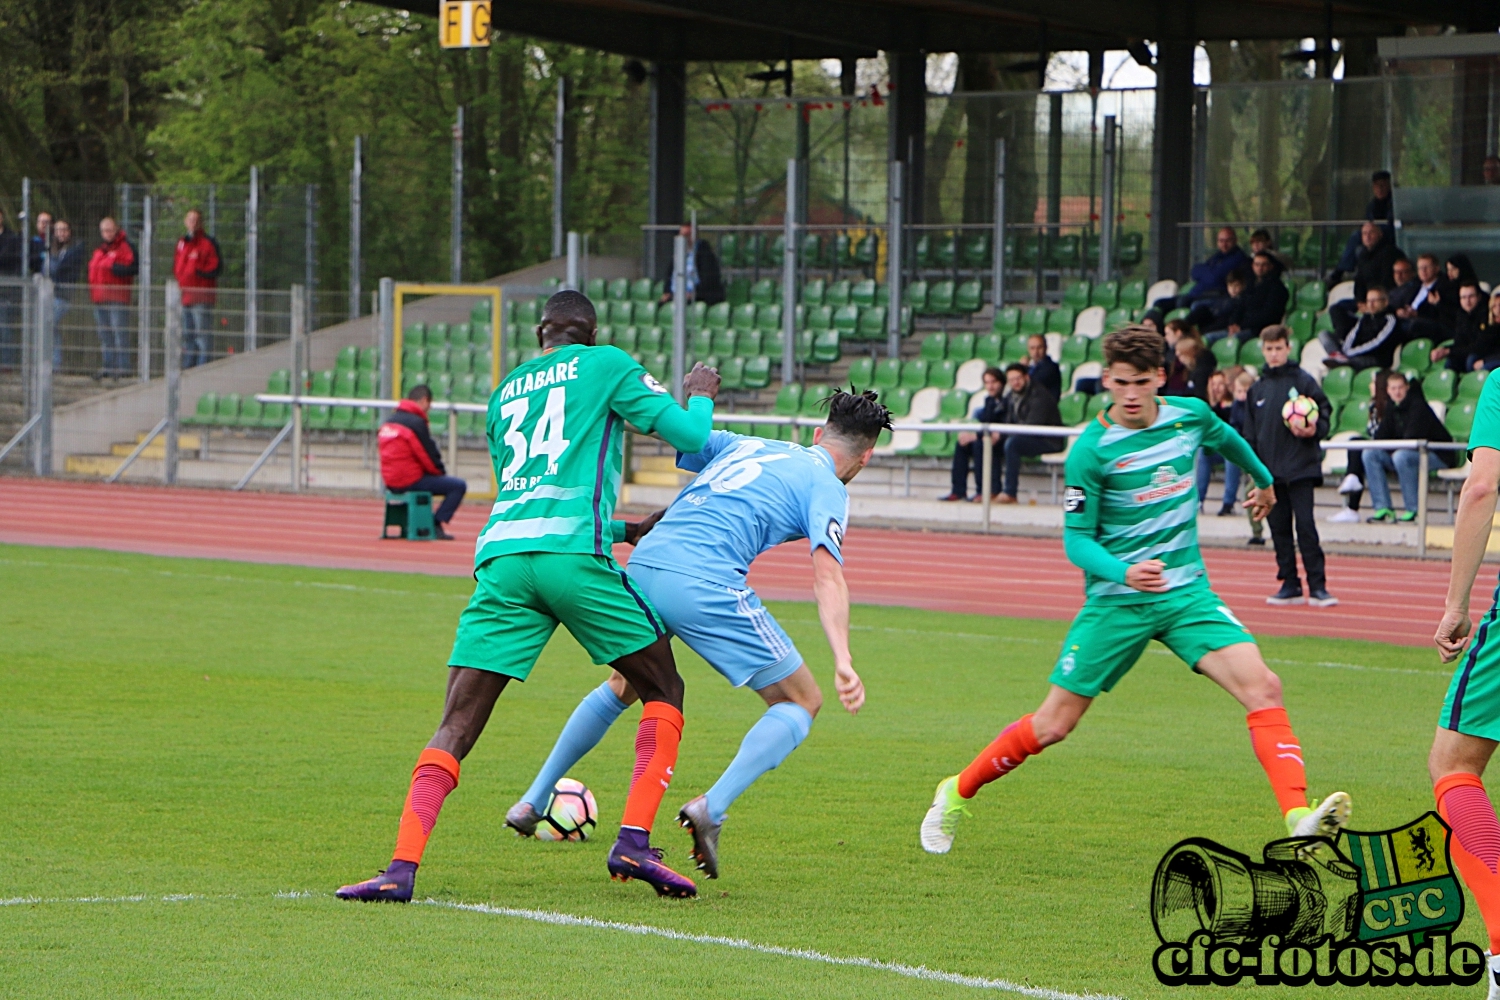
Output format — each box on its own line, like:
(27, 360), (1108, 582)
(1063, 485), (1086, 514)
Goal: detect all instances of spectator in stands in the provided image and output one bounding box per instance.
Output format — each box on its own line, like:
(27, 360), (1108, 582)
(47, 219), (87, 369)
(1433, 281), (1488, 372)
(29, 211), (52, 275)
(1323, 285), (1401, 372)
(992, 362), (1063, 504)
(85, 217), (135, 379)
(1025, 334), (1061, 398)
(1152, 227), (1249, 313)
(940, 366), (1005, 502)
(378, 384), (467, 540)
(1225, 368), (1267, 545)
(1334, 171), (1395, 275)
(1162, 317), (1192, 386)
(662, 224), (724, 308)
(1249, 228), (1292, 271)
(1196, 368), (1234, 505)
(1330, 221), (1404, 337)
(1443, 255), (1479, 330)
(175, 209), (222, 369)
(1360, 370), (1450, 524)
(1328, 369), (1389, 523)
(1243, 325), (1337, 607)
(0, 209), (20, 368)
(1166, 330), (1213, 398)
(1208, 253), (1290, 345)
(1468, 289), (1500, 372)
(1190, 266), (1250, 337)
(1483, 155), (1500, 186)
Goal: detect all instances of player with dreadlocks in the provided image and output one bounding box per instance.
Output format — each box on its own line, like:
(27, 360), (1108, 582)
(508, 390), (891, 879)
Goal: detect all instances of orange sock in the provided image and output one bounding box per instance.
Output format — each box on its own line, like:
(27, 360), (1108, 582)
(620, 701), (682, 833)
(1436, 772), (1500, 953)
(957, 714), (1043, 799)
(392, 748), (460, 864)
(1246, 707), (1308, 815)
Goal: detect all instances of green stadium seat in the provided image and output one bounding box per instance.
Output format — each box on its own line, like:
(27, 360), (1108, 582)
(710, 328), (737, 358)
(802, 278), (826, 306)
(805, 305), (833, 332)
(427, 347), (450, 373)
(993, 306), (1021, 336)
(1090, 281), (1120, 310)
(904, 280), (929, 313)
(848, 356), (877, 388)
(585, 278), (607, 301)
(517, 299), (540, 325)
(832, 304), (859, 336)
(927, 359), (958, 390)
(1459, 370), (1489, 401)
(630, 278), (655, 302)
(1338, 398), (1371, 434)
(335, 345), (358, 373)
(1163, 307), (1190, 324)
(811, 330), (840, 362)
(450, 322), (473, 348)
(918, 431), (954, 457)
(1447, 400), (1478, 439)
(873, 358), (902, 391)
(1085, 392), (1112, 419)
(738, 329), (763, 357)
(687, 301), (707, 331)
(690, 328), (712, 356)
(607, 278), (629, 301)
(1104, 306), (1133, 332)
(453, 372), (476, 402)
(962, 233), (991, 268)
(850, 279), (877, 308)
(637, 326), (664, 354)
(1425, 368), (1458, 403)
(1118, 280), (1147, 311)
(1060, 334), (1091, 367)
(926, 280), (955, 315)
(645, 353), (670, 383)
(948, 332), (976, 361)
(403, 346), (427, 374)
(310, 370), (335, 398)
(938, 388), (968, 420)
(235, 398), (264, 428)
(756, 304), (782, 332)
(1212, 338), (1239, 368)
(429, 323), (449, 345)
(267, 370), (292, 396)
(800, 233), (826, 266)
(1351, 366), (1378, 402)
(1003, 334), (1031, 363)
(595, 326), (615, 347)
(854, 233), (878, 266)
(920, 332), (948, 361)
(719, 356), (746, 391)
(826, 279), (852, 307)
(1296, 281), (1327, 312)
(357, 347), (378, 372)
(717, 234), (740, 267)
(639, 302), (665, 327)
(450, 346), (474, 374)
(1047, 306), (1077, 335)
(931, 234), (957, 268)
(732, 303), (758, 331)
(333, 370), (357, 399)
(857, 307), (888, 340)
(612, 327), (638, 354)
(974, 333), (1003, 364)
(604, 300), (629, 326)
(183, 392), (219, 426)
(742, 234), (765, 268)
(741, 355), (771, 389)
(213, 392), (243, 428)
(1286, 309), (1314, 341)
(726, 277), (751, 306)
(750, 278), (777, 306)
(1018, 306), (1048, 337)
(1063, 281), (1091, 310)
(1058, 391), (1087, 425)
(261, 401), (290, 428)
(1239, 338), (1265, 368)
(404, 323), (426, 348)
(706, 302), (731, 332)
(899, 358), (929, 389)
(1400, 339), (1433, 375)
(954, 281), (983, 314)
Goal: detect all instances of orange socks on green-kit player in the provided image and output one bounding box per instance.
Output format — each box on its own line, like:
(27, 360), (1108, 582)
(336, 747), (460, 902)
(606, 701), (697, 897)
(1247, 707), (1352, 838)
(922, 715), (1044, 854)
(1435, 772), (1500, 955)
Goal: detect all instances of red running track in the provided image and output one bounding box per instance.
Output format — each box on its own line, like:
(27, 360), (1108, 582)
(0, 477), (1467, 647)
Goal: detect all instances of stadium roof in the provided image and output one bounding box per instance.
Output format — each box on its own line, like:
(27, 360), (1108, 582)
(370, 0), (1489, 61)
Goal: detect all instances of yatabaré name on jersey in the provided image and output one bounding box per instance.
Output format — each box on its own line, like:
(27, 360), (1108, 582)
(498, 357), (581, 402)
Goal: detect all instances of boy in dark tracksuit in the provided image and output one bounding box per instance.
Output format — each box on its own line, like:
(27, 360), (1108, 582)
(1242, 326), (1339, 607)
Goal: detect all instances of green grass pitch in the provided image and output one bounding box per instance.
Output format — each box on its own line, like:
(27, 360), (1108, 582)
(0, 542), (1484, 998)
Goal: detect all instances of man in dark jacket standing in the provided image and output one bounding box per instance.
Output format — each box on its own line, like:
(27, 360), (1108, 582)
(0, 208), (20, 367)
(941, 367), (1006, 500)
(1025, 334), (1062, 399)
(1362, 371), (1450, 523)
(1242, 325), (1338, 607)
(994, 362), (1064, 503)
(378, 384), (467, 539)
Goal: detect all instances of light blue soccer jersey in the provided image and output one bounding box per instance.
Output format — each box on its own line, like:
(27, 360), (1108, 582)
(628, 431), (850, 588)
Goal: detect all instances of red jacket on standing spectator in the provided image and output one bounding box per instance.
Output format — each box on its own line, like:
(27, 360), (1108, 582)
(88, 231), (137, 304)
(378, 400), (444, 490)
(174, 229), (222, 307)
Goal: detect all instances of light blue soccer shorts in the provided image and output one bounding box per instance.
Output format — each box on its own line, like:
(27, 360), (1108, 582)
(626, 563), (803, 690)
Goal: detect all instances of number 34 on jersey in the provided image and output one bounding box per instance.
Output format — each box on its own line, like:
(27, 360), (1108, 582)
(494, 358), (578, 490)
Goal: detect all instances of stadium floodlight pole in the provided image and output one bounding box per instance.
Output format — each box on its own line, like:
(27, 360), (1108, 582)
(19, 178), (29, 281)
(1099, 116), (1117, 285)
(451, 106), (464, 284)
(138, 196), (153, 383)
(553, 76), (565, 259)
(782, 158), (798, 386)
(566, 231), (580, 291)
(671, 234), (687, 404)
(350, 136), (363, 320)
(305, 185), (316, 321)
(247, 166), (259, 353)
(33, 274), (52, 476)
(290, 283), (305, 492)
(163, 280), (181, 486)
(886, 158), (903, 360)
(993, 139), (1007, 310)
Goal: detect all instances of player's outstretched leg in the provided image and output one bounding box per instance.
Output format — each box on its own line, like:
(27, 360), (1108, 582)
(338, 668), (508, 902)
(1430, 730), (1500, 992)
(1197, 643), (1351, 838)
(508, 681), (633, 837)
(922, 688), (1088, 855)
(680, 667), (818, 879)
(605, 636), (696, 898)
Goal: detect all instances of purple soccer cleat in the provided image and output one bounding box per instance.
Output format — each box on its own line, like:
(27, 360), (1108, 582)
(607, 827), (697, 898)
(335, 859), (416, 902)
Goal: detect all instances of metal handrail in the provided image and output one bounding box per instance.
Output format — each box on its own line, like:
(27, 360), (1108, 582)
(0, 413), (41, 464)
(234, 420), (295, 491)
(104, 417), (169, 484)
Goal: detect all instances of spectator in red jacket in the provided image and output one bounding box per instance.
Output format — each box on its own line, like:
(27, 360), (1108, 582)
(175, 209), (222, 369)
(87, 217), (137, 378)
(378, 385), (467, 539)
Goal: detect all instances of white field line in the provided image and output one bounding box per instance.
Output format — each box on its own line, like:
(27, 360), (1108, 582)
(0, 890), (1123, 1000)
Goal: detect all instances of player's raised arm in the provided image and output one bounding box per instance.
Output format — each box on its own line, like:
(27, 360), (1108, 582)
(1437, 447), (1500, 661)
(811, 546), (863, 713)
(651, 363), (721, 453)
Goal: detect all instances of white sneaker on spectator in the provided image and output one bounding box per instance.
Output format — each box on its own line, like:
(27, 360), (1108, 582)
(1327, 507), (1359, 523)
(1337, 474), (1362, 494)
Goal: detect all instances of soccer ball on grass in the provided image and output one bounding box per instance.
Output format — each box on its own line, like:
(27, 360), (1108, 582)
(535, 778), (598, 841)
(1281, 394), (1319, 433)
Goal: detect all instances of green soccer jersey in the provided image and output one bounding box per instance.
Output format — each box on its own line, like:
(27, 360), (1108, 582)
(1468, 373), (1500, 458)
(473, 344), (677, 568)
(1062, 395), (1273, 604)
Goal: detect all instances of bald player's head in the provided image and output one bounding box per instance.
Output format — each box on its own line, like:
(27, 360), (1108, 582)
(538, 290), (597, 348)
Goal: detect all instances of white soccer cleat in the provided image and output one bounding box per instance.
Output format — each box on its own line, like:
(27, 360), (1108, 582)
(1290, 791), (1352, 839)
(920, 775), (970, 855)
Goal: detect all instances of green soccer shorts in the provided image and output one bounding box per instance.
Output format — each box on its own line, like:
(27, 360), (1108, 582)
(1440, 587), (1500, 741)
(1049, 586), (1256, 698)
(448, 552), (666, 680)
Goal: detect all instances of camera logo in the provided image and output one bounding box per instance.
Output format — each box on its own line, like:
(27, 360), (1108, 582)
(1150, 812), (1484, 987)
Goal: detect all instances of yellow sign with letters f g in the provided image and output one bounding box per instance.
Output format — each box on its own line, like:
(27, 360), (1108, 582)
(440, 1), (491, 48)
